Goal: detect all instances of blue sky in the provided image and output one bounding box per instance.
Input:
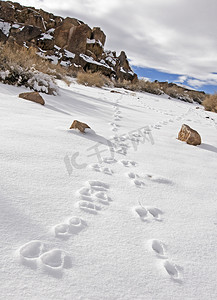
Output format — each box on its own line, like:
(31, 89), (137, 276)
(13, 0), (217, 95)
(132, 66), (217, 94)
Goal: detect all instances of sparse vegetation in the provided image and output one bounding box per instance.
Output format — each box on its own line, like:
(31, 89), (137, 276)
(0, 42), (207, 103)
(113, 79), (163, 95)
(0, 42), (69, 94)
(202, 94), (217, 112)
(76, 71), (112, 88)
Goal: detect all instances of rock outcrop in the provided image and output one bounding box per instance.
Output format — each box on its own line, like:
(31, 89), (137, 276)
(70, 120), (90, 133)
(0, 0), (137, 82)
(19, 92), (45, 105)
(178, 124), (201, 146)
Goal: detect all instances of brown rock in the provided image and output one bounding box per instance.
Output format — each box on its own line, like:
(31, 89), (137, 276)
(178, 124), (201, 146)
(54, 18), (91, 54)
(70, 120), (90, 133)
(67, 24), (92, 54)
(13, 25), (42, 43)
(54, 17), (81, 49)
(0, 30), (8, 43)
(0, 1), (15, 22)
(19, 92), (45, 105)
(36, 37), (55, 50)
(91, 27), (106, 46)
(16, 8), (46, 31)
(86, 41), (103, 59)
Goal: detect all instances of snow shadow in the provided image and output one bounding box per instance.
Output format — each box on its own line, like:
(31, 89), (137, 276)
(45, 104), (71, 116)
(198, 143), (217, 154)
(68, 129), (114, 147)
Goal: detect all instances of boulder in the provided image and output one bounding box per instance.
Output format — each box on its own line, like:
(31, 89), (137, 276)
(36, 37), (55, 50)
(67, 24), (92, 54)
(13, 25), (42, 43)
(16, 8), (46, 31)
(86, 41), (103, 59)
(178, 124), (201, 146)
(70, 120), (90, 133)
(54, 18), (91, 54)
(0, 1), (15, 22)
(54, 17), (82, 49)
(19, 92), (45, 105)
(0, 30), (8, 43)
(91, 27), (106, 46)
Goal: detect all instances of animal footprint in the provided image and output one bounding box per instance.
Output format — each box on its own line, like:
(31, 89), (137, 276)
(39, 249), (71, 274)
(87, 180), (109, 191)
(145, 174), (173, 185)
(89, 164), (113, 175)
(89, 163), (101, 172)
(77, 187), (93, 201)
(54, 216), (86, 238)
(103, 167), (113, 175)
(126, 172), (144, 187)
(120, 160), (137, 167)
(147, 206), (163, 221)
(77, 200), (101, 214)
(94, 191), (111, 205)
(103, 157), (117, 164)
(18, 241), (72, 275)
(68, 216), (86, 234)
(163, 260), (180, 280)
(18, 240), (44, 266)
(54, 223), (70, 239)
(150, 240), (167, 258)
(134, 206), (148, 221)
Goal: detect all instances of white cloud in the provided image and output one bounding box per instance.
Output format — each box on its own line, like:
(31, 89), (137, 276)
(177, 76), (188, 84)
(13, 0), (217, 88)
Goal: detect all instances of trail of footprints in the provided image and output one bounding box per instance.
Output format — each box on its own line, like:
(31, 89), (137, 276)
(17, 95), (183, 281)
(130, 167), (182, 281)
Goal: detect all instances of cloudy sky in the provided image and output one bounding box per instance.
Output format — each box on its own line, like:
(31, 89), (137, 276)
(13, 0), (217, 93)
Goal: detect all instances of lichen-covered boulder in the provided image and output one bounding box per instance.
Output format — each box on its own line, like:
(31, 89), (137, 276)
(178, 124), (201, 146)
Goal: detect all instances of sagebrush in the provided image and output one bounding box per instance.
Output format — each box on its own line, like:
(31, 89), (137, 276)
(0, 42), (68, 94)
(77, 71), (112, 88)
(202, 94), (217, 113)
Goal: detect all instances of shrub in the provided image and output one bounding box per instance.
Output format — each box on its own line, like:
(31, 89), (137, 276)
(0, 42), (69, 94)
(135, 80), (163, 95)
(113, 79), (163, 95)
(114, 79), (132, 89)
(77, 71), (112, 88)
(202, 94), (217, 112)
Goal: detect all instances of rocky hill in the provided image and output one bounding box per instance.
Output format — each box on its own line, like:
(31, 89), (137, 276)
(0, 0), (137, 82)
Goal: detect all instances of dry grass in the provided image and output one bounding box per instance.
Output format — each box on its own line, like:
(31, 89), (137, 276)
(0, 42), (67, 79)
(135, 80), (163, 95)
(0, 42), (72, 94)
(202, 94), (217, 112)
(114, 79), (163, 95)
(77, 71), (112, 88)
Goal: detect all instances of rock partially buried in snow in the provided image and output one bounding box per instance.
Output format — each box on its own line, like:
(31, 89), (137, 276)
(19, 92), (45, 105)
(70, 120), (90, 133)
(178, 124), (201, 146)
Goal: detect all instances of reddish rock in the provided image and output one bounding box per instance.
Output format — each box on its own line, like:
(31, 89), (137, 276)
(70, 120), (90, 133)
(19, 92), (45, 105)
(178, 124), (201, 146)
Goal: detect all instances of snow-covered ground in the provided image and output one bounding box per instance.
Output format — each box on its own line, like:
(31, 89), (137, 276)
(0, 80), (217, 300)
